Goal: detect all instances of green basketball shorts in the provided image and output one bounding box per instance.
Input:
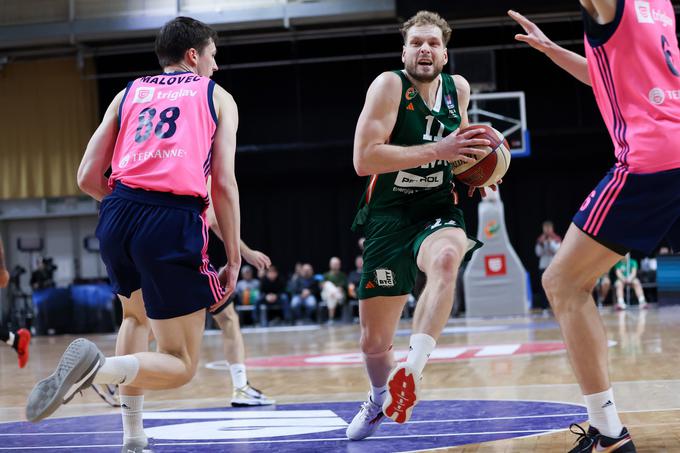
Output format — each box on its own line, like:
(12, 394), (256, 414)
(358, 206), (482, 300)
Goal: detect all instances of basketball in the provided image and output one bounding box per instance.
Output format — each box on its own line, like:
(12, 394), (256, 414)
(451, 124), (511, 188)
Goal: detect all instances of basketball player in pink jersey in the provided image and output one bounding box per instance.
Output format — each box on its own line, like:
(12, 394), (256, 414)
(26, 17), (241, 452)
(510, 1), (680, 451)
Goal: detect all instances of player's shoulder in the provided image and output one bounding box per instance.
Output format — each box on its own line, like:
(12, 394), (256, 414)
(370, 71), (403, 93)
(211, 82), (235, 103)
(450, 74), (470, 93)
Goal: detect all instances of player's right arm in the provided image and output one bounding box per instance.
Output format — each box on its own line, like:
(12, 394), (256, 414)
(353, 72), (489, 176)
(77, 89), (126, 201)
(210, 85), (242, 300)
(508, 10), (591, 86)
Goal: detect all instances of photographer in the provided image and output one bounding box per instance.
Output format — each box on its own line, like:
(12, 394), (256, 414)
(30, 257), (57, 290)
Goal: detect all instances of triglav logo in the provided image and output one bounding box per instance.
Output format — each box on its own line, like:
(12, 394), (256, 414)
(118, 154), (130, 168)
(635, 1), (654, 23)
(649, 87), (665, 105)
(132, 87), (155, 104)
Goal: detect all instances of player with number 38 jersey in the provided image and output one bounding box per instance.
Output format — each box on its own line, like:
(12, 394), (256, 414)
(110, 73), (217, 200)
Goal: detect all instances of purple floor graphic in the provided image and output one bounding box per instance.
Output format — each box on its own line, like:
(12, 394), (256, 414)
(0, 400), (586, 452)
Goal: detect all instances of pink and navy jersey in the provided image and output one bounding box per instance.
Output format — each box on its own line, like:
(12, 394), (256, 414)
(583, 0), (680, 173)
(110, 72), (217, 200)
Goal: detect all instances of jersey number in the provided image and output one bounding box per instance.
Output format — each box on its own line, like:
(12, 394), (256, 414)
(135, 107), (181, 143)
(423, 115), (445, 142)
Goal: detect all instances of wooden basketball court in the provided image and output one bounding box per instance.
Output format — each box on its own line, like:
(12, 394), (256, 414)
(1, 305), (678, 452)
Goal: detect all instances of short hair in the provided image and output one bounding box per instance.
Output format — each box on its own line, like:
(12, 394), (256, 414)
(542, 220), (554, 228)
(155, 16), (218, 67)
(400, 10), (452, 46)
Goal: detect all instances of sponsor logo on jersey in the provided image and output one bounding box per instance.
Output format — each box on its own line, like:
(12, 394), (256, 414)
(157, 89), (197, 101)
(484, 254), (507, 276)
(405, 86), (418, 100)
(406, 102), (415, 111)
(364, 280), (376, 289)
(132, 87), (155, 103)
(649, 87), (666, 104)
(633, 1), (673, 27)
(375, 268), (395, 287)
(122, 148), (187, 166)
(394, 170), (444, 188)
(648, 87), (680, 105)
(635, 1), (654, 23)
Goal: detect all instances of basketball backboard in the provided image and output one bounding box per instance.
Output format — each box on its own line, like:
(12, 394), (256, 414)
(469, 91), (530, 158)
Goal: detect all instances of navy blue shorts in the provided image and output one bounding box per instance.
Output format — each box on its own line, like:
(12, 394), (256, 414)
(96, 183), (225, 319)
(573, 165), (680, 255)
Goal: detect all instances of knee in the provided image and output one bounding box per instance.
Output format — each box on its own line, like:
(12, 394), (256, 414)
(176, 354), (199, 386)
(542, 265), (596, 313)
(429, 246), (462, 278)
(121, 310), (150, 330)
(360, 330), (392, 355)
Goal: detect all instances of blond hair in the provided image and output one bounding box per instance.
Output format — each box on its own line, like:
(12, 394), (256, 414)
(400, 10), (452, 45)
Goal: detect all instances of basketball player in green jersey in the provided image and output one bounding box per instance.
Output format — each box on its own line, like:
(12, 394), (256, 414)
(347, 10), (494, 440)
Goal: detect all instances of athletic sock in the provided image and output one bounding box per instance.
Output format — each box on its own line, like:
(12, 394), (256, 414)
(120, 395), (147, 445)
(584, 388), (624, 438)
(230, 364), (248, 389)
(93, 355), (140, 385)
(406, 333), (436, 376)
(371, 385), (387, 406)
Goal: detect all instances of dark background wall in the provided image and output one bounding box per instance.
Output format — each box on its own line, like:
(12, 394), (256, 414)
(95, 2), (631, 283)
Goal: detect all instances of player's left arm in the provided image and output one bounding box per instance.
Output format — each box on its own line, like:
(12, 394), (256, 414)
(77, 89), (125, 201)
(453, 74), (500, 198)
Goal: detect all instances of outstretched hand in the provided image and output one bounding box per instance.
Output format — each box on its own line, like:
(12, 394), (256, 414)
(508, 10), (554, 54)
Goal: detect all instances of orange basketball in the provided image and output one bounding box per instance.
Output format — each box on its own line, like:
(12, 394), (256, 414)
(451, 124), (511, 188)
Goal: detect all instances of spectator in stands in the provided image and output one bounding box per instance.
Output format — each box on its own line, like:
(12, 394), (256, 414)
(321, 257), (348, 324)
(234, 265), (260, 307)
(614, 254), (647, 310)
(290, 263), (318, 324)
(256, 265), (291, 326)
(594, 272), (611, 306)
(534, 221), (562, 310)
(30, 256), (57, 290)
(348, 255), (363, 301)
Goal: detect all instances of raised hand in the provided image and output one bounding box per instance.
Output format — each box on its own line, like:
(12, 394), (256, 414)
(508, 10), (554, 54)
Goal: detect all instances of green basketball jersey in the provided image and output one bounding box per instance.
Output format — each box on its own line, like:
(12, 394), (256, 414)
(353, 70), (462, 230)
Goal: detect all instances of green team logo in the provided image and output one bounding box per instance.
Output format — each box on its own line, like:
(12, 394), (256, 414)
(405, 86), (418, 100)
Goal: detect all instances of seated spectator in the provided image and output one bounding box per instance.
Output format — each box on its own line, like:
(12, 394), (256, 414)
(594, 272), (611, 306)
(347, 255), (363, 301)
(256, 265), (291, 326)
(234, 265), (260, 307)
(614, 254), (647, 310)
(321, 257), (348, 324)
(290, 264), (318, 324)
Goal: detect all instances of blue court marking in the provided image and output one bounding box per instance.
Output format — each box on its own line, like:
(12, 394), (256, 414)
(0, 400), (586, 452)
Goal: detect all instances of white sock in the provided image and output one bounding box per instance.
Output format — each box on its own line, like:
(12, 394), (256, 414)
(120, 395), (147, 444)
(371, 385), (387, 406)
(230, 364), (248, 389)
(639, 296), (646, 303)
(584, 388), (624, 438)
(93, 355), (140, 385)
(5, 332), (14, 347)
(406, 333), (436, 376)
(618, 298), (625, 305)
